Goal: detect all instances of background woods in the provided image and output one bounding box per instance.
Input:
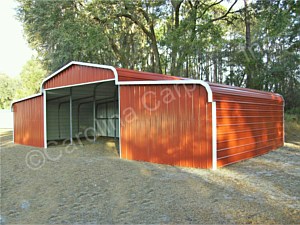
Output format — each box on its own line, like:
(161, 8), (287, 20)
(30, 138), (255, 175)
(1, 0), (299, 111)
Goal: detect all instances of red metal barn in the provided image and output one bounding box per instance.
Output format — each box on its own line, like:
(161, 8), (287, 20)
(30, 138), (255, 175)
(11, 62), (284, 169)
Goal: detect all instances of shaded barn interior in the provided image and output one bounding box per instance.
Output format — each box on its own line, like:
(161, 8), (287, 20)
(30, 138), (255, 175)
(46, 81), (119, 144)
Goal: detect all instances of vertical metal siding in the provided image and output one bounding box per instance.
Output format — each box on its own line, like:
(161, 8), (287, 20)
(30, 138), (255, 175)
(44, 65), (115, 89)
(95, 101), (119, 137)
(13, 95), (44, 147)
(210, 84), (284, 167)
(46, 101), (61, 140)
(120, 84), (212, 169)
(78, 102), (94, 137)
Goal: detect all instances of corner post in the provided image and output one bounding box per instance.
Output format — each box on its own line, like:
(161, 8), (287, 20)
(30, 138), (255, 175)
(70, 88), (73, 145)
(118, 86), (121, 158)
(43, 89), (47, 148)
(93, 93), (96, 143)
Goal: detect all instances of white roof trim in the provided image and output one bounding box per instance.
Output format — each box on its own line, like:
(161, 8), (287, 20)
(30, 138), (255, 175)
(11, 61), (213, 110)
(11, 61), (119, 110)
(10, 93), (42, 111)
(40, 61), (119, 92)
(44, 78), (115, 91)
(117, 80), (213, 102)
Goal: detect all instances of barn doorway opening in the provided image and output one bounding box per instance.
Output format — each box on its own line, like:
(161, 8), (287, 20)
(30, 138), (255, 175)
(45, 80), (119, 151)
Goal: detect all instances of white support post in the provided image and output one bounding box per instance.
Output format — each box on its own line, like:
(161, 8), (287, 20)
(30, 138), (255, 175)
(283, 100), (285, 144)
(118, 86), (121, 158)
(43, 89), (47, 148)
(70, 88), (73, 145)
(93, 95), (96, 143)
(12, 106), (14, 144)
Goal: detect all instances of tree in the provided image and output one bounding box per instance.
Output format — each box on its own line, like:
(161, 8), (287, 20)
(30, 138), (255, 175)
(15, 58), (48, 99)
(223, 0), (299, 110)
(16, 0), (300, 110)
(0, 74), (18, 109)
(249, 0), (300, 109)
(16, 0), (238, 75)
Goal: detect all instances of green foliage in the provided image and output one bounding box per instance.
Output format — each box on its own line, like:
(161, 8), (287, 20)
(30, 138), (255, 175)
(16, 0), (112, 72)
(0, 59), (47, 109)
(15, 58), (47, 99)
(254, 0), (300, 110)
(0, 74), (18, 109)
(286, 107), (300, 119)
(224, 0), (300, 110)
(16, 0), (235, 75)
(284, 112), (300, 144)
(15, 0), (300, 111)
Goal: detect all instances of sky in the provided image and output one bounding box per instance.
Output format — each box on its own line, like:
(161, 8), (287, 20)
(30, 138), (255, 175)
(0, 0), (245, 77)
(0, 0), (34, 77)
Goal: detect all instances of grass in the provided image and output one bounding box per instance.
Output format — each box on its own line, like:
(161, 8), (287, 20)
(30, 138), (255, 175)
(285, 112), (300, 144)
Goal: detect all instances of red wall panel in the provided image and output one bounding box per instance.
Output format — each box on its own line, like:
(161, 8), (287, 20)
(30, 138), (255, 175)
(210, 84), (284, 167)
(44, 65), (115, 89)
(119, 84), (212, 169)
(13, 95), (44, 147)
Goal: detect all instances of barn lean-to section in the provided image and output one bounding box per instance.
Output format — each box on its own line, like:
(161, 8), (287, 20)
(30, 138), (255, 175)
(12, 95), (44, 147)
(210, 83), (284, 167)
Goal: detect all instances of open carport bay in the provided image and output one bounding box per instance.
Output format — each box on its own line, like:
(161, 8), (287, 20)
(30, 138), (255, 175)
(46, 80), (119, 144)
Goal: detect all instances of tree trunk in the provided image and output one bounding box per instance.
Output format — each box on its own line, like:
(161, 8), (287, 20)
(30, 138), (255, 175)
(218, 53), (223, 83)
(170, 0), (183, 75)
(213, 52), (218, 83)
(244, 0), (252, 88)
(174, 1), (198, 76)
(149, 23), (162, 74)
(185, 58), (189, 78)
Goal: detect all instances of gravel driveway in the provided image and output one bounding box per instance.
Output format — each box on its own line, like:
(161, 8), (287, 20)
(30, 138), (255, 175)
(1, 129), (299, 224)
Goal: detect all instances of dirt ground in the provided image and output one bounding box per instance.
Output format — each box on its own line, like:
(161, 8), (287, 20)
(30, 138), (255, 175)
(0, 129), (299, 224)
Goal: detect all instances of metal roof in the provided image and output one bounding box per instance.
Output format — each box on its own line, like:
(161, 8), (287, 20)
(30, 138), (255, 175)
(11, 61), (284, 108)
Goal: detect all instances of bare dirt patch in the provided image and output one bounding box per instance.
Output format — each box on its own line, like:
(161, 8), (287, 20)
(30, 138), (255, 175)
(0, 129), (299, 224)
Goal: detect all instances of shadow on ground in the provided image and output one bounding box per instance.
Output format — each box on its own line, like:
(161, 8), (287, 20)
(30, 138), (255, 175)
(0, 129), (299, 224)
